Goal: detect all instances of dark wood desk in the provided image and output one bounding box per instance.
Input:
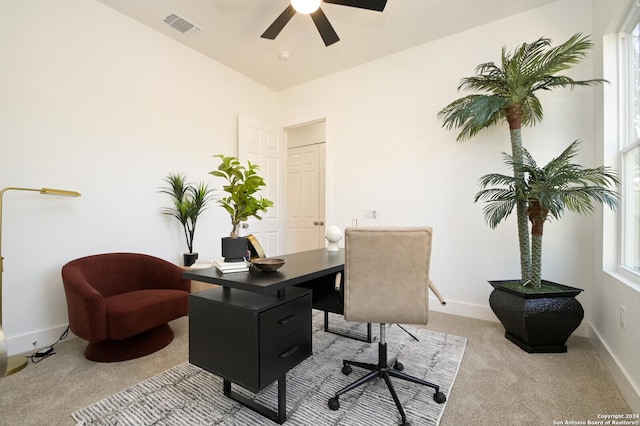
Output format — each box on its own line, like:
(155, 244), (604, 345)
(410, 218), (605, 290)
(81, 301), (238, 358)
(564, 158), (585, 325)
(183, 248), (344, 295)
(184, 248), (345, 424)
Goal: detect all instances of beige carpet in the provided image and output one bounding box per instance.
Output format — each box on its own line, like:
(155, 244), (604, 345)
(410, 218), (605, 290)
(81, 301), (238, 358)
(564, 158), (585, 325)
(72, 311), (466, 425)
(0, 311), (630, 425)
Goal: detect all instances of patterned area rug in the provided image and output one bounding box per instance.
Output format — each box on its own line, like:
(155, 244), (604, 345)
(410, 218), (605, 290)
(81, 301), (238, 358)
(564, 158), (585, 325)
(72, 311), (466, 425)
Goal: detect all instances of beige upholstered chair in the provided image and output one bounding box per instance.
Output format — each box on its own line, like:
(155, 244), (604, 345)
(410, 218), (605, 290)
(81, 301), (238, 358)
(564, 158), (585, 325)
(327, 227), (446, 425)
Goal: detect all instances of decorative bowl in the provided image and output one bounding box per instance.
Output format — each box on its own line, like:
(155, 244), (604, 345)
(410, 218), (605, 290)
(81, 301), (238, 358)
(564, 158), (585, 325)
(250, 257), (286, 272)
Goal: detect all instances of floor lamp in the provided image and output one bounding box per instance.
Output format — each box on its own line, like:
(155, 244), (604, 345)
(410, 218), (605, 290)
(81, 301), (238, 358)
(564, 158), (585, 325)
(0, 187), (81, 377)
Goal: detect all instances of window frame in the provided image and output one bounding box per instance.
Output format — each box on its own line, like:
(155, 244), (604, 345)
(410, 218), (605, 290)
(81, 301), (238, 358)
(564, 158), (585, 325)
(618, 5), (640, 281)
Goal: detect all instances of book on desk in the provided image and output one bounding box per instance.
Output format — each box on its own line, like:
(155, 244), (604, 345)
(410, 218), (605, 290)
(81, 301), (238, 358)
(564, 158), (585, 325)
(213, 259), (249, 273)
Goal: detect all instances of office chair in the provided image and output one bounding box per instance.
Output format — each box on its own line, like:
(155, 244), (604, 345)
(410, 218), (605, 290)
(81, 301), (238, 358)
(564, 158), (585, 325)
(327, 227), (446, 425)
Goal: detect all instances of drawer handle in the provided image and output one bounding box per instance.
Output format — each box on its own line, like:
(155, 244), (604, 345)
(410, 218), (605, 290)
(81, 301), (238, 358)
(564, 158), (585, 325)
(279, 346), (299, 359)
(278, 314), (297, 325)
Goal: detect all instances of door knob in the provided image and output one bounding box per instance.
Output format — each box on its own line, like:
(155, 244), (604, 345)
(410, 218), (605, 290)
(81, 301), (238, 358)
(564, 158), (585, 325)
(313, 221), (319, 226)
(242, 223), (249, 229)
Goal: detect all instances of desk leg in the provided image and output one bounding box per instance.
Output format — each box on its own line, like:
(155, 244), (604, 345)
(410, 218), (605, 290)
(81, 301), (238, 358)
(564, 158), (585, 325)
(278, 375), (287, 420)
(324, 311), (373, 343)
(223, 377), (287, 424)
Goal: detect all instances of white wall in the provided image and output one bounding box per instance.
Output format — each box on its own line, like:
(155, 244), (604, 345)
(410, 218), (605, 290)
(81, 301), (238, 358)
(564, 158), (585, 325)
(0, 0), (278, 353)
(1, 0), (638, 410)
(278, 0), (639, 410)
(280, 0), (598, 318)
(592, 0), (640, 412)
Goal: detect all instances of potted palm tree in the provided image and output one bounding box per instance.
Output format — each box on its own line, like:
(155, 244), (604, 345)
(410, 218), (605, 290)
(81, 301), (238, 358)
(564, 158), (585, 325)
(475, 141), (619, 352)
(160, 173), (215, 266)
(210, 154), (273, 262)
(438, 33), (618, 352)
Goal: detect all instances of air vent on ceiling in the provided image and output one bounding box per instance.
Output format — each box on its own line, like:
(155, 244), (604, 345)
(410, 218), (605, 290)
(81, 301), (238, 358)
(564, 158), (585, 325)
(162, 12), (200, 35)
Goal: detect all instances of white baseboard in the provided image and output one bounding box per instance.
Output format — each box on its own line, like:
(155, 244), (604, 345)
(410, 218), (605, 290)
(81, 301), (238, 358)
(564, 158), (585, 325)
(429, 296), (498, 322)
(8, 300), (638, 414)
(6, 324), (73, 356)
(431, 297), (638, 411)
(590, 325), (640, 413)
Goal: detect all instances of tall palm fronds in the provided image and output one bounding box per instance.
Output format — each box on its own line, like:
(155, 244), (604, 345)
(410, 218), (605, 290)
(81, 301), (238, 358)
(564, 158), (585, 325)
(160, 173), (215, 253)
(438, 33), (605, 285)
(474, 141), (619, 287)
(438, 34), (603, 141)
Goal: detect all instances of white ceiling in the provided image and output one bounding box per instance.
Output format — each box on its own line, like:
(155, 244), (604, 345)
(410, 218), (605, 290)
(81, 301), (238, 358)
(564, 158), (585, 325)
(96, 0), (560, 91)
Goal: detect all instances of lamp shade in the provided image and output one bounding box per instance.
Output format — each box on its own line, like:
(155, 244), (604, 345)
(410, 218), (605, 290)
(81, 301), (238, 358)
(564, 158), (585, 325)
(40, 188), (81, 197)
(291, 0), (321, 14)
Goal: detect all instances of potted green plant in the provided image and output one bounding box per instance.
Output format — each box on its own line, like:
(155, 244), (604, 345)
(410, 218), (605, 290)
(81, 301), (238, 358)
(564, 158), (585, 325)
(438, 33), (618, 352)
(475, 141), (619, 351)
(159, 173), (215, 266)
(210, 154), (273, 262)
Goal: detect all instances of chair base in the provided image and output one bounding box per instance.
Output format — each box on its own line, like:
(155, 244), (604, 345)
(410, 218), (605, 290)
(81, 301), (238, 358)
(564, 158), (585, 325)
(84, 323), (174, 362)
(328, 330), (446, 425)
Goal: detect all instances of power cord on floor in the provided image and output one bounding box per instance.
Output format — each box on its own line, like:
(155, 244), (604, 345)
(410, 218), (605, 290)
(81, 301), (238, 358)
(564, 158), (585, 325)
(30, 326), (69, 363)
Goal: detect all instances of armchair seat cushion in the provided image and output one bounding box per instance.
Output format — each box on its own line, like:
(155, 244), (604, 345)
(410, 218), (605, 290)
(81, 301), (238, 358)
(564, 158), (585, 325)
(105, 289), (188, 341)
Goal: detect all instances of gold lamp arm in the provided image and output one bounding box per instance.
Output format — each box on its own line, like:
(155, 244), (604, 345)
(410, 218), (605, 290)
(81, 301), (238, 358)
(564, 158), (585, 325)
(0, 186), (80, 377)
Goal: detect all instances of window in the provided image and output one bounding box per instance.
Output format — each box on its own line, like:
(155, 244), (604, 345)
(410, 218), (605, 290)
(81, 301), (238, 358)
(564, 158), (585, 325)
(621, 10), (640, 275)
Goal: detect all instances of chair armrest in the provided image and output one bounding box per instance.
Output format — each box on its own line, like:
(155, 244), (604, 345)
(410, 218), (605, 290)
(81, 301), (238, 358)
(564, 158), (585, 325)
(334, 272), (342, 292)
(61, 269), (108, 342)
(429, 280), (446, 306)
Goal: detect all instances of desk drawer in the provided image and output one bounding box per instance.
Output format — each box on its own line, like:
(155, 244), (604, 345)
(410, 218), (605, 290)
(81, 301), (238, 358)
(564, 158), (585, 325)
(260, 325), (312, 387)
(260, 294), (311, 347)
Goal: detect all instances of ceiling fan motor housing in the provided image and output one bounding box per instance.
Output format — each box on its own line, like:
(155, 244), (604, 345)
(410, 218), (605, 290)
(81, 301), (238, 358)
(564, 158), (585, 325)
(261, 0), (388, 47)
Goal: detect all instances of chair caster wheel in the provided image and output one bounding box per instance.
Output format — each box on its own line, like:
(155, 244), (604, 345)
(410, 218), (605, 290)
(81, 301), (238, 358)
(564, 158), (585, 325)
(433, 391), (447, 404)
(393, 361), (404, 371)
(341, 364), (352, 375)
(328, 397), (340, 410)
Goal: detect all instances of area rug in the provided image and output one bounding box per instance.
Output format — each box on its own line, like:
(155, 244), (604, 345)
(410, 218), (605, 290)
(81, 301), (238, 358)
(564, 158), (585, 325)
(72, 311), (466, 426)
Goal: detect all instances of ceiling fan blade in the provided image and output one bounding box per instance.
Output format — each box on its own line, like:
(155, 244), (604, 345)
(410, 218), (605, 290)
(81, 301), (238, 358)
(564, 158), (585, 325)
(311, 8), (340, 46)
(322, 0), (387, 12)
(261, 5), (296, 40)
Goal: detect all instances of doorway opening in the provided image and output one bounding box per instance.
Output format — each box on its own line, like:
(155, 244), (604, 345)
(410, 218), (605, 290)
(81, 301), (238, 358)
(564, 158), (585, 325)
(286, 120), (326, 253)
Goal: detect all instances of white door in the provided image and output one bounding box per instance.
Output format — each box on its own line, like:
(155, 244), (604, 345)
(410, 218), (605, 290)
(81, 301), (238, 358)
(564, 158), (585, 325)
(238, 115), (284, 256)
(287, 143), (325, 252)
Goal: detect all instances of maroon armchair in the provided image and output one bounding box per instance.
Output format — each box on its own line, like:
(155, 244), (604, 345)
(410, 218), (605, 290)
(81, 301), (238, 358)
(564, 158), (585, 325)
(61, 253), (190, 362)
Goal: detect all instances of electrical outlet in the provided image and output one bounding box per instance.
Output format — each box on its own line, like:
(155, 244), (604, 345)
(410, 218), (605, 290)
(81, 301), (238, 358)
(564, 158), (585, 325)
(620, 306), (626, 330)
(364, 209), (377, 219)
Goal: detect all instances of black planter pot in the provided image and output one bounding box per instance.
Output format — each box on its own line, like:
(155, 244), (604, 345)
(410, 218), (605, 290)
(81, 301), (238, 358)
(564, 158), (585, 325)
(221, 237), (248, 263)
(488, 280), (584, 353)
(183, 252), (198, 267)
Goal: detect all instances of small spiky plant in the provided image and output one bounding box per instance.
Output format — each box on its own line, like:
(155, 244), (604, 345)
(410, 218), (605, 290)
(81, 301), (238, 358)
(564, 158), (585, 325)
(159, 173), (214, 253)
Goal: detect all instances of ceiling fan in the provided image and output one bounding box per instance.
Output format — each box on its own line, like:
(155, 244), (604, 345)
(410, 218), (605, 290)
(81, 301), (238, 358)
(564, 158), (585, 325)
(261, 0), (388, 47)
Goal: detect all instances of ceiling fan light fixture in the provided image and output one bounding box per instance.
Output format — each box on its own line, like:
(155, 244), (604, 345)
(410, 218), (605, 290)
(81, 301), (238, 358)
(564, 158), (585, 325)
(291, 0), (321, 14)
